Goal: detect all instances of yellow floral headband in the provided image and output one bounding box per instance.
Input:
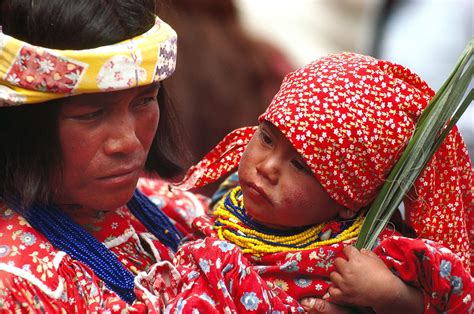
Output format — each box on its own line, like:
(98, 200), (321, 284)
(0, 16), (177, 106)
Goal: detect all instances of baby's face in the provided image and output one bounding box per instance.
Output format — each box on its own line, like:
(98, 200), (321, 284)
(237, 122), (343, 229)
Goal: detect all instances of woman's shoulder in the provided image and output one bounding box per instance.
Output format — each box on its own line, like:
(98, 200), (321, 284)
(0, 203), (133, 311)
(0, 202), (68, 299)
(0, 202), (60, 267)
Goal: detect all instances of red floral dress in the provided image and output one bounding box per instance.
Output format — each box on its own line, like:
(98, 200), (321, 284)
(160, 215), (473, 313)
(0, 178), (207, 313)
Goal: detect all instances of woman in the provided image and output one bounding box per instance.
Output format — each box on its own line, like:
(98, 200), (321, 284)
(0, 0), (207, 311)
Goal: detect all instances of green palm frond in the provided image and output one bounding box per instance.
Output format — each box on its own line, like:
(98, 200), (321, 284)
(355, 38), (474, 250)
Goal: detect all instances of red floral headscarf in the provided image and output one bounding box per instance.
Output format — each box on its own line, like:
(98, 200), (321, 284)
(175, 53), (474, 272)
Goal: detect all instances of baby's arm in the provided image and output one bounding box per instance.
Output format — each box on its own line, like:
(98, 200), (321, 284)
(328, 245), (424, 313)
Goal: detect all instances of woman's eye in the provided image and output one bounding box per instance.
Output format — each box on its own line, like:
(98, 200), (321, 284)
(134, 96), (157, 108)
(71, 109), (104, 121)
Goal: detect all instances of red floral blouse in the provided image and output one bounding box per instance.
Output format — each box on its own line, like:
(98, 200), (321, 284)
(0, 178), (207, 313)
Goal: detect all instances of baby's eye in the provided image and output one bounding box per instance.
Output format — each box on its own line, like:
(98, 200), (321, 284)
(260, 131), (273, 145)
(291, 159), (312, 174)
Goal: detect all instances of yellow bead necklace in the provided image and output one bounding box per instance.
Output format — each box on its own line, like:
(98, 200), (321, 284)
(213, 186), (364, 256)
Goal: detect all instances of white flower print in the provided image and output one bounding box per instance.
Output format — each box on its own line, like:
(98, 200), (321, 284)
(240, 292), (262, 311)
(6, 74), (20, 85)
(199, 258), (211, 273)
(65, 70), (82, 82)
(37, 58), (55, 74)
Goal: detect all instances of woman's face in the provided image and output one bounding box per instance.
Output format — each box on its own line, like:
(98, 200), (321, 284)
(238, 122), (343, 229)
(54, 83), (160, 212)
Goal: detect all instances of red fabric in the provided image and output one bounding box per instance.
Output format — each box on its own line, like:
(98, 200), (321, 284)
(0, 178), (206, 312)
(260, 54), (434, 210)
(165, 237), (304, 313)
(175, 53), (474, 272)
(158, 217), (473, 313)
(7, 45), (85, 94)
(173, 127), (256, 191)
(374, 236), (473, 313)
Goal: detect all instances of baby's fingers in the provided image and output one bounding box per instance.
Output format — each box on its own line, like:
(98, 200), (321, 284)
(300, 297), (331, 313)
(300, 297), (353, 314)
(329, 269), (344, 287)
(328, 273), (353, 303)
(327, 286), (344, 300)
(342, 245), (361, 259)
(333, 255), (348, 273)
(360, 248), (377, 258)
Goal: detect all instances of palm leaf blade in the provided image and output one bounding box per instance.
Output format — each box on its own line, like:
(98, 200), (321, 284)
(355, 38), (473, 249)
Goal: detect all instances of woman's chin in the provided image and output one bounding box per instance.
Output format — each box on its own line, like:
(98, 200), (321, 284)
(103, 179), (141, 205)
(80, 187), (136, 211)
(99, 192), (135, 210)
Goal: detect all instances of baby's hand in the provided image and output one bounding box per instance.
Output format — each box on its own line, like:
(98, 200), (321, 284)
(300, 297), (353, 314)
(328, 245), (399, 309)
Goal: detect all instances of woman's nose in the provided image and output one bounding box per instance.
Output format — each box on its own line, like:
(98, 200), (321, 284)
(103, 114), (141, 156)
(256, 154), (280, 184)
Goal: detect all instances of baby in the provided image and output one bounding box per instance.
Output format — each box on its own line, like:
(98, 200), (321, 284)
(165, 52), (473, 313)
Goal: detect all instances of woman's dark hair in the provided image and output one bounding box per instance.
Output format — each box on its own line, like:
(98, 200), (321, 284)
(146, 84), (190, 178)
(0, 0), (190, 206)
(0, 0), (157, 49)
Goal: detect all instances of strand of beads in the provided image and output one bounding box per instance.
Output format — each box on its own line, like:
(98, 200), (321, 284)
(12, 198), (136, 304)
(9, 188), (185, 304)
(220, 187), (309, 236)
(213, 186), (364, 256)
(214, 211), (325, 246)
(128, 189), (183, 252)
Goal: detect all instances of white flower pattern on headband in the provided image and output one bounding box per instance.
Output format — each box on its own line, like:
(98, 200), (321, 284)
(0, 16), (177, 105)
(6, 45), (87, 94)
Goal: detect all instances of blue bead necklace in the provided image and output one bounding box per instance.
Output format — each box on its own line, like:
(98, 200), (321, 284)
(10, 189), (183, 304)
(128, 189), (182, 252)
(217, 187), (354, 239)
(219, 188), (309, 236)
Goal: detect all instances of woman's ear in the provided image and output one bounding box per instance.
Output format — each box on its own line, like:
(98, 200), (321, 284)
(339, 208), (357, 219)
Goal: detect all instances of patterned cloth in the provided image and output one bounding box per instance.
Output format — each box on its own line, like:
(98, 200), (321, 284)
(163, 237), (305, 313)
(0, 176), (310, 313)
(0, 178), (205, 312)
(0, 16), (177, 105)
(175, 52), (474, 272)
(158, 175), (473, 313)
(164, 216), (471, 313)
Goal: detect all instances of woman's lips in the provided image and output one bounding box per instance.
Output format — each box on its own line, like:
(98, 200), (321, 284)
(97, 167), (141, 186)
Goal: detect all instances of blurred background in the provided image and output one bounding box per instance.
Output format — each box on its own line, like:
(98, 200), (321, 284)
(160, 0), (473, 194)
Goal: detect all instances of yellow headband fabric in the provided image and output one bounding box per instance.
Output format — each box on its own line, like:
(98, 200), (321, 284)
(0, 16), (177, 106)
